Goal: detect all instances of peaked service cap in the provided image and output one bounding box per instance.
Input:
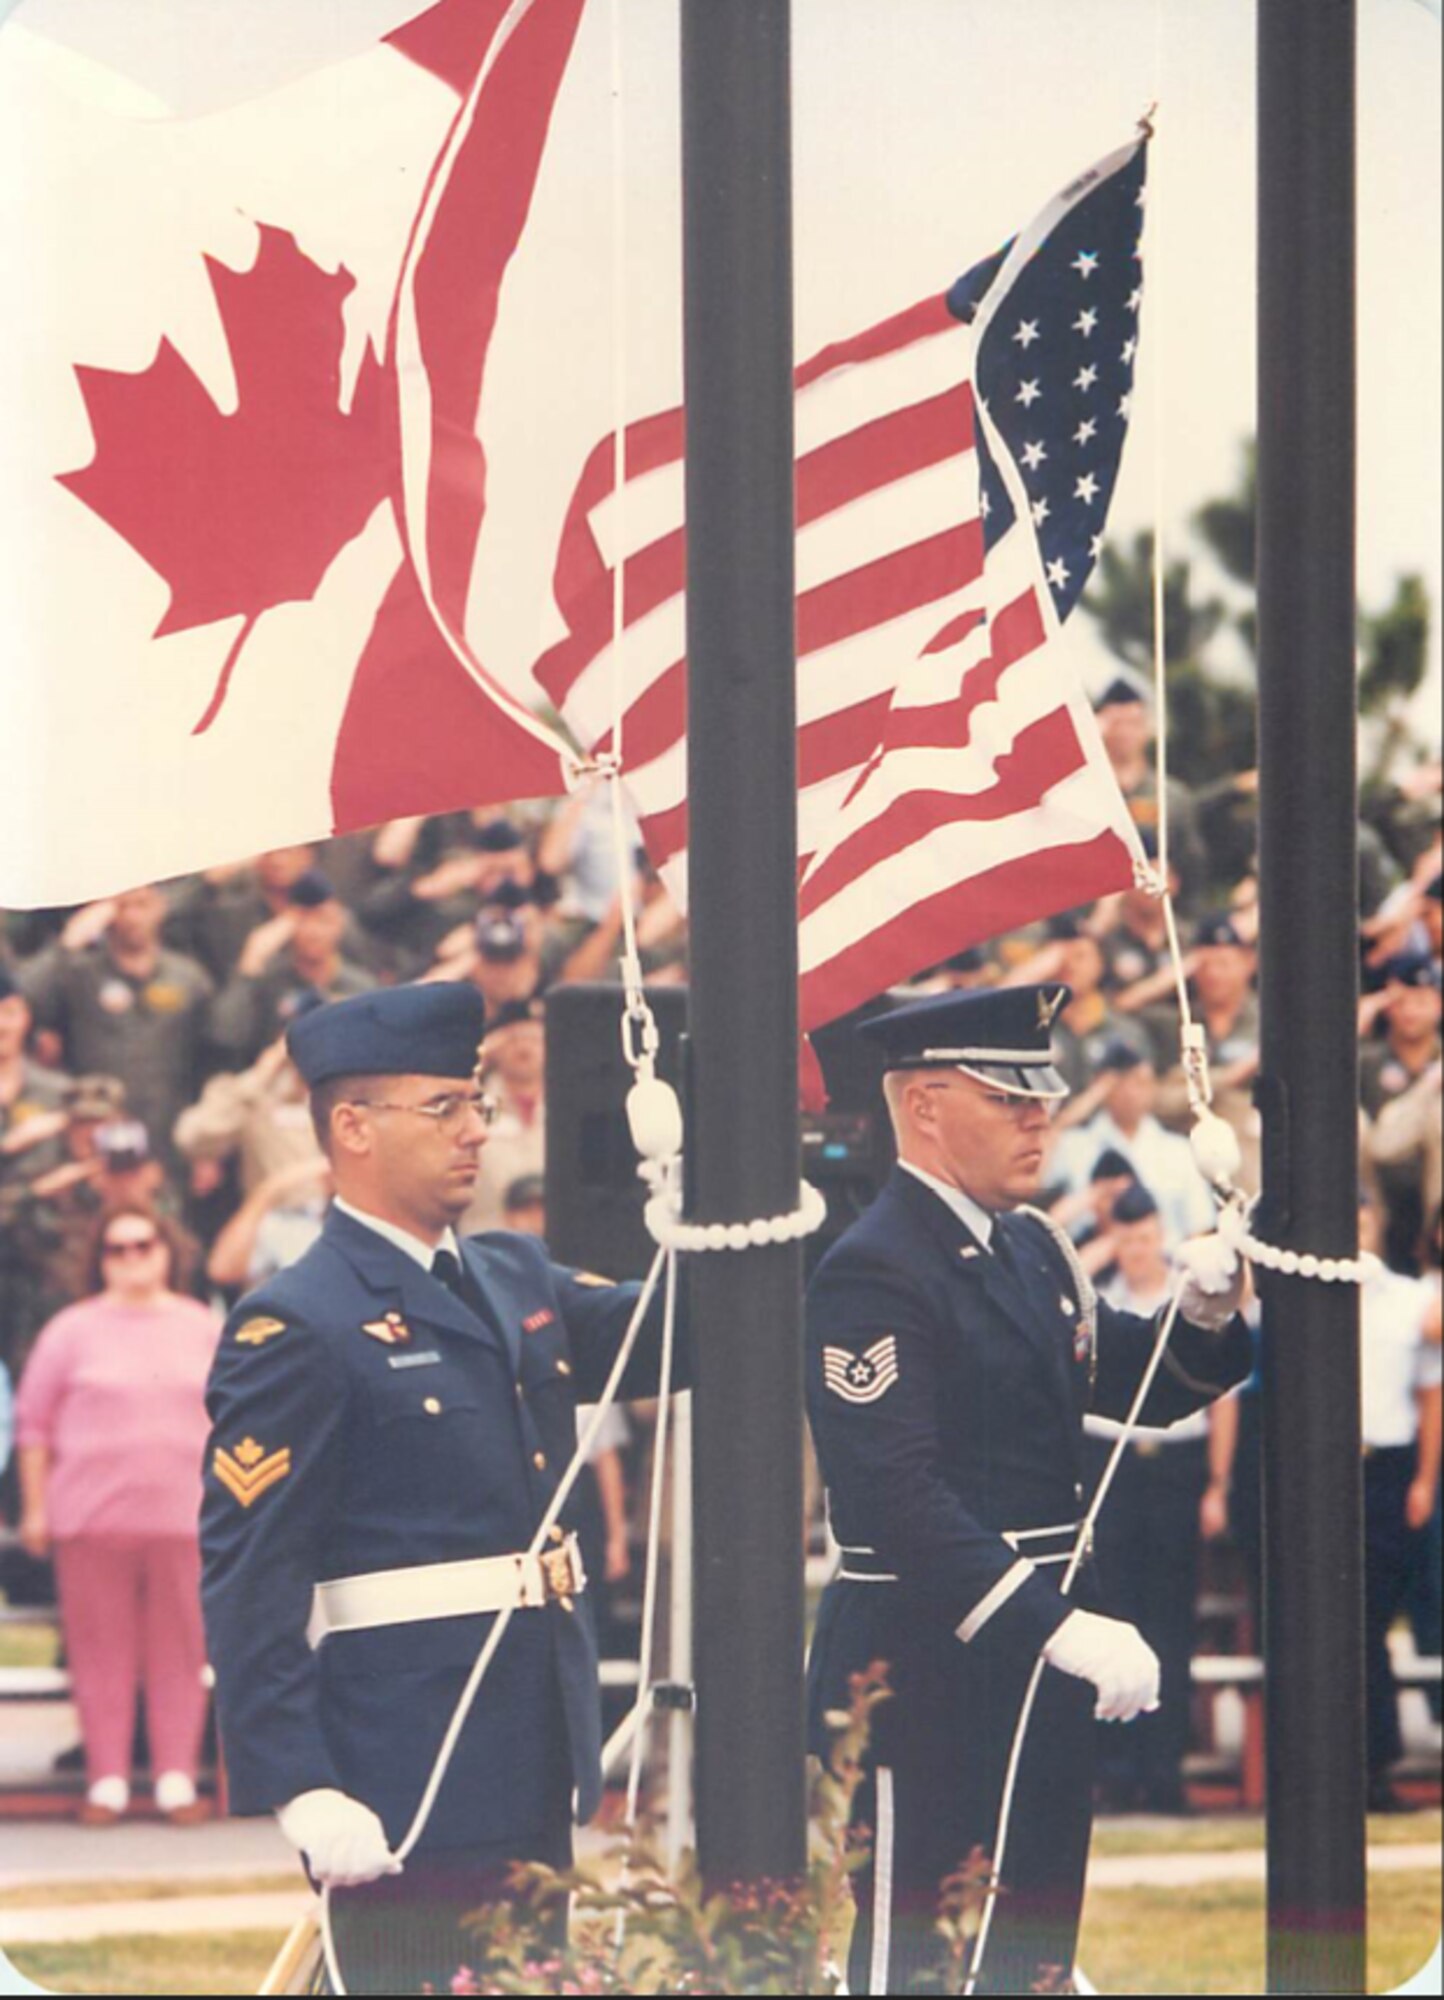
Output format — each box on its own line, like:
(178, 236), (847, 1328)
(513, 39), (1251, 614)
(286, 983), (487, 1087)
(859, 983), (1073, 1100)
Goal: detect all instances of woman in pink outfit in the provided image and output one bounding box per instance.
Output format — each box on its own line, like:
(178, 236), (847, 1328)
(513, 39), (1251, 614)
(15, 1202), (221, 1825)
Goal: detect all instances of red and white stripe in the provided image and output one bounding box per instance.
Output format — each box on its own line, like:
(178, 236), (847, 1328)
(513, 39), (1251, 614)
(390, 0), (585, 771)
(534, 292), (1141, 1033)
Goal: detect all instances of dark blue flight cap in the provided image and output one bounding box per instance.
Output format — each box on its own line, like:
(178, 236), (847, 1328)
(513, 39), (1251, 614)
(286, 982), (487, 1087)
(1380, 949), (1441, 990)
(1194, 911), (1251, 950)
(1112, 1183), (1160, 1225)
(472, 817), (526, 853)
(286, 868), (337, 909)
(859, 983), (1073, 1100)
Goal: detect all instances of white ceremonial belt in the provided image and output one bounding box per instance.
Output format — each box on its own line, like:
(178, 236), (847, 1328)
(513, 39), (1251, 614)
(309, 1536), (587, 1646)
(1000, 1520), (1092, 1567)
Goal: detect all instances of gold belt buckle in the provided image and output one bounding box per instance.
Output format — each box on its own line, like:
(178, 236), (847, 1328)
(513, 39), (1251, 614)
(539, 1541), (579, 1607)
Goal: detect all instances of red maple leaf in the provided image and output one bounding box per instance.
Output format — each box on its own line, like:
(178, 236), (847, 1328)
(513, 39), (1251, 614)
(59, 224), (394, 734)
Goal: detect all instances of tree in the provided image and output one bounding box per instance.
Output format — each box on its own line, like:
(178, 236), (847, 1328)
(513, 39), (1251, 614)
(1086, 443), (1433, 794)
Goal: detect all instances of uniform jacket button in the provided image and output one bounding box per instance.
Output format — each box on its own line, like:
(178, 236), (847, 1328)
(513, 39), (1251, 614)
(423, 1397), (442, 1416)
(533, 1451), (547, 1471)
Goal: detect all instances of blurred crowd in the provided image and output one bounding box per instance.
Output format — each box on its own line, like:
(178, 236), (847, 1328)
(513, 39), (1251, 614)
(0, 679), (1439, 1820)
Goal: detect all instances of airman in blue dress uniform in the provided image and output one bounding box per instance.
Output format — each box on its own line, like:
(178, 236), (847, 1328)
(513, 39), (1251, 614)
(200, 983), (681, 1992)
(805, 985), (1252, 1995)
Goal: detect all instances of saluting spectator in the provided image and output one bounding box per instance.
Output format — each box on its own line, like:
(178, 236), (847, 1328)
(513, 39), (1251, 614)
(462, 1000), (546, 1232)
(1085, 1186), (1238, 1814)
(174, 1025), (324, 1201)
(210, 870), (375, 1068)
(15, 1202), (221, 1825)
(1050, 1043), (1216, 1252)
(359, 815), (537, 979)
(0, 969), (73, 1374)
(1355, 1199), (1443, 1812)
(1093, 677), (1207, 908)
(1150, 912), (1262, 1190)
(1360, 953), (1442, 1274)
(18, 886), (214, 1178)
(165, 846), (321, 981)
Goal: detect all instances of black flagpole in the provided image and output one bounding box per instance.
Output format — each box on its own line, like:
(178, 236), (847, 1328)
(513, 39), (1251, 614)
(680, 0), (808, 1888)
(1256, 2), (1368, 1991)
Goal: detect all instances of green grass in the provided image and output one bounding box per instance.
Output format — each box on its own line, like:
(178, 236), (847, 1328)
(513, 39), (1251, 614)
(1092, 1808), (1441, 1856)
(0, 1875), (299, 1913)
(1080, 1870), (1440, 1996)
(0, 1624), (61, 1670)
(0, 1931), (285, 1996)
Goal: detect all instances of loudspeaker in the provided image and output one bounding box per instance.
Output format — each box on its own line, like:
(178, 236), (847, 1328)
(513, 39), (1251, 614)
(544, 982), (689, 1281)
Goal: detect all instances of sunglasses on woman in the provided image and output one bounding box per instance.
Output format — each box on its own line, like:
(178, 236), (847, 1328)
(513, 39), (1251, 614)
(102, 1234), (160, 1260)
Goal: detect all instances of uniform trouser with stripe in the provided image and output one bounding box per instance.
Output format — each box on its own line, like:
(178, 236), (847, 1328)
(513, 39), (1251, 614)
(845, 1665), (1095, 1996)
(1087, 1435), (1208, 1803)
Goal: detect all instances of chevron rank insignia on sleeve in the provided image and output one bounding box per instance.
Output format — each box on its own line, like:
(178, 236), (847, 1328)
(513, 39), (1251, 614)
(823, 1336), (900, 1405)
(234, 1315), (288, 1347)
(213, 1437), (292, 1508)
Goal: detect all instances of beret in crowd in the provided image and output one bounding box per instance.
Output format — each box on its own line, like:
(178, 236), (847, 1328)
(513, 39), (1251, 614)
(472, 818), (526, 853)
(486, 998), (544, 1034)
(286, 868), (338, 909)
(1112, 1183), (1160, 1226)
(1091, 1146), (1137, 1185)
(1194, 912), (1252, 950)
(483, 879), (535, 913)
(287, 983), (488, 1087)
(475, 914), (528, 963)
(858, 983), (1073, 1100)
(1097, 674), (1147, 709)
(1097, 1037), (1148, 1074)
(1381, 949), (1442, 990)
(504, 1173), (547, 1212)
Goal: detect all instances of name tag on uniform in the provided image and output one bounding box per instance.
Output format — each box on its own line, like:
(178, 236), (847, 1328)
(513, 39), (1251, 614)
(387, 1350), (443, 1370)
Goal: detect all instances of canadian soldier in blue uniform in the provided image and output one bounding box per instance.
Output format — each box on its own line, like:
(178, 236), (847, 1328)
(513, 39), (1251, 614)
(200, 983), (682, 1993)
(804, 984), (1252, 1995)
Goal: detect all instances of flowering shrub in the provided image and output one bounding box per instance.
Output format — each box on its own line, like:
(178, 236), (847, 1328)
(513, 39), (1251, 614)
(431, 1663), (1020, 1997)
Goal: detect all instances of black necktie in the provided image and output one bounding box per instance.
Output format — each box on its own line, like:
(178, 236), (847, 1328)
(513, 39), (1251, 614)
(430, 1247), (479, 1314)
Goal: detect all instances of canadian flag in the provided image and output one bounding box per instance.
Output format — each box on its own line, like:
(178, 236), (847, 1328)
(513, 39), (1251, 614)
(0, 0), (582, 908)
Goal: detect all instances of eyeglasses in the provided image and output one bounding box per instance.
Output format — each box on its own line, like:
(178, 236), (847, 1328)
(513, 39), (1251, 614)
(349, 1091), (500, 1130)
(102, 1234), (160, 1259)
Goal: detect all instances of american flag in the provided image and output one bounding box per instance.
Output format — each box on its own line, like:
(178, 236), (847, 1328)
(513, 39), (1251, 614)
(533, 137), (1151, 1032)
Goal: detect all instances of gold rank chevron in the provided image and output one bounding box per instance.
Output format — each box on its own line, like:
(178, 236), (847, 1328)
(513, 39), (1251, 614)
(214, 1437), (292, 1508)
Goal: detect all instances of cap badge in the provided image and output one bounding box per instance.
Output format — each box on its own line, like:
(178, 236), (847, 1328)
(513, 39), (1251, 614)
(362, 1311), (412, 1346)
(1037, 988), (1066, 1031)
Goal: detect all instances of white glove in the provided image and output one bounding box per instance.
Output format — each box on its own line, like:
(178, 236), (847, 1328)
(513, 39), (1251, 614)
(1176, 1232), (1246, 1331)
(1043, 1609), (1161, 1722)
(276, 1788), (402, 1888)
